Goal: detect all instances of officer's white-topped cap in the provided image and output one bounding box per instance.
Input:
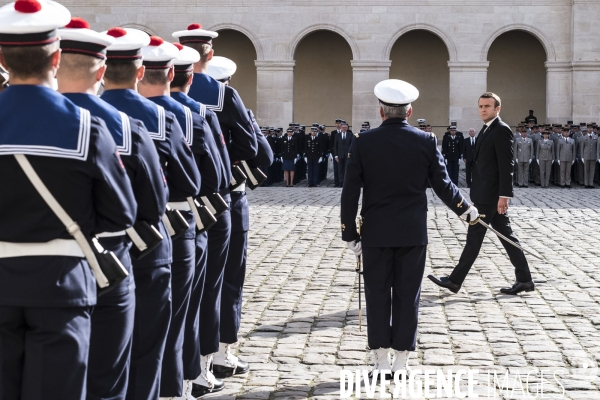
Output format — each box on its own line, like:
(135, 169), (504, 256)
(141, 36), (179, 68)
(0, 0), (70, 45)
(374, 79), (419, 107)
(101, 27), (150, 60)
(206, 56), (236, 81)
(172, 42), (200, 72)
(59, 18), (115, 59)
(173, 23), (218, 45)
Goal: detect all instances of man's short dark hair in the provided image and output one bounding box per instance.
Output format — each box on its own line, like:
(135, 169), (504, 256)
(140, 68), (170, 86)
(0, 42), (58, 80)
(479, 92), (501, 108)
(105, 59), (142, 85)
(172, 71), (192, 89)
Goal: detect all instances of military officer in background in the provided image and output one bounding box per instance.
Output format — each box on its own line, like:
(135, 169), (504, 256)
(334, 122), (353, 187)
(557, 127), (576, 188)
(463, 128), (476, 188)
(281, 127), (299, 187)
(441, 126), (462, 185)
(341, 79), (474, 377)
(529, 125), (542, 186)
(305, 126), (327, 187)
(525, 110), (537, 124)
(318, 124), (330, 183)
(56, 19), (168, 400)
(537, 130), (555, 188)
(580, 126), (598, 188)
(575, 124), (588, 185)
(513, 128), (533, 187)
(331, 118), (342, 186)
(0, 2), (137, 399)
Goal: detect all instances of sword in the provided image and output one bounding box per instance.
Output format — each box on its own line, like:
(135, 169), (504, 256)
(356, 217), (363, 331)
(469, 215), (544, 261)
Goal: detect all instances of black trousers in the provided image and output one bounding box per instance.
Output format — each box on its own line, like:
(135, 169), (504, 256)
(220, 192), (248, 344)
(449, 203), (532, 285)
(333, 158), (340, 185)
(338, 158), (348, 186)
(307, 158), (320, 186)
(446, 160), (459, 185)
(0, 306), (91, 400)
(126, 265), (171, 400)
(160, 212), (196, 397)
(200, 203), (231, 355)
(363, 246), (426, 351)
(465, 160), (473, 187)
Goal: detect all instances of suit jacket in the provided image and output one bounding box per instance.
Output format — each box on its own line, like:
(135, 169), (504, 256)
(557, 137), (576, 162)
(334, 131), (353, 160)
(513, 136), (533, 162)
(537, 139), (554, 161)
(340, 118), (468, 247)
(442, 134), (463, 161)
(463, 136), (476, 162)
(330, 129), (340, 153)
(470, 117), (514, 206)
(579, 135), (598, 160)
(304, 134), (327, 160)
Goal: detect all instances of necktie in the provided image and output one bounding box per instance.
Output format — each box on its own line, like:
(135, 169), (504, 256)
(472, 138), (474, 146)
(479, 124), (487, 137)
(342, 133), (345, 141)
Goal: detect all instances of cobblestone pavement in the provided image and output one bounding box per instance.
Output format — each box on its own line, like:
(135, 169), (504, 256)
(206, 179), (600, 399)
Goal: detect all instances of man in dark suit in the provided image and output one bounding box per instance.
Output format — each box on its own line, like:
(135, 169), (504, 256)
(428, 92), (534, 295)
(330, 119), (342, 186)
(341, 79), (476, 377)
(463, 128), (477, 187)
(334, 122), (353, 187)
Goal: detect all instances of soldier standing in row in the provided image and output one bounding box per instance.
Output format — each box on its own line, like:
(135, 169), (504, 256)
(281, 128), (298, 187)
(305, 126), (327, 187)
(513, 129), (533, 188)
(537, 131), (554, 188)
(441, 126), (462, 185)
(557, 128), (576, 188)
(580, 127), (598, 188)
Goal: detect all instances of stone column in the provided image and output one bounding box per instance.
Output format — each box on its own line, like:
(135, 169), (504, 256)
(350, 60), (391, 130)
(545, 61), (573, 124)
(572, 61), (600, 123)
(448, 62), (489, 135)
(254, 61), (295, 127)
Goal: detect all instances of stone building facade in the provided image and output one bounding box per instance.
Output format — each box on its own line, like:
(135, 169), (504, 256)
(60, 0), (600, 133)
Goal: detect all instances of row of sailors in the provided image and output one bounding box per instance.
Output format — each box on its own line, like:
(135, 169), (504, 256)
(0, 2), (273, 400)
(513, 123), (599, 188)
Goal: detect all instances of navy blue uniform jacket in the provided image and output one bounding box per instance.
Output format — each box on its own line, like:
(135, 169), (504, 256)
(340, 118), (469, 247)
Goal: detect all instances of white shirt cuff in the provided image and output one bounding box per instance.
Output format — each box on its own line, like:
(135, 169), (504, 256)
(500, 196), (512, 199)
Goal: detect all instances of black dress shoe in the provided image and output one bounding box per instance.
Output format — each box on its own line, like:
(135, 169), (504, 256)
(212, 358), (250, 378)
(191, 379), (225, 397)
(500, 281), (535, 295)
(427, 275), (461, 294)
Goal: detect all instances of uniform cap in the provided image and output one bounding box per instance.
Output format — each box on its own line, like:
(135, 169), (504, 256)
(0, 0), (70, 46)
(172, 43), (200, 72)
(310, 126), (317, 131)
(172, 23), (218, 45)
(141, 36), (179, 68)
(374, 79), (419, 107)
(59, 18), (115, 59)
(416, 118), (426, 124)
(450, 126), (457, 130)
(102, 27), (150, 60)
(335, 118), (342, 123)
(206, 55), (236, 81)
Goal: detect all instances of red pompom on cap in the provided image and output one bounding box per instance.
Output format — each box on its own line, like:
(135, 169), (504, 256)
(173, 43), (184, 50)
(187, 23), (202, 30)
(65, 17), (90, 29)
(149, 36), (164, 46)
(106, 27), (127, 38)
(14, 0), (42, 13)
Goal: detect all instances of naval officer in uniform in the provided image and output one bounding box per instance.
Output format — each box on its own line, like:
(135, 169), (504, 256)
(0, 1), (137, 399)
(56, 19), (168, 400)
(340, 80), (476, 375)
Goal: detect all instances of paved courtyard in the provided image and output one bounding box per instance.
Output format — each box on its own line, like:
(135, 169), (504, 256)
(208, 182), (600, 399)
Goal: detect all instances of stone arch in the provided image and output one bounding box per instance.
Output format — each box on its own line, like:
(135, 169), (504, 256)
(483, 24), (554, 62)
(207, 23), (264, 61)
(384, 23), (457, 62)
(289, 24), (359, 61)
(120, 23), (157, 37)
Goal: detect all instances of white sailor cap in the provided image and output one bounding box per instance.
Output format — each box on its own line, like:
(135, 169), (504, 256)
(0, 0), (70, 46)
(141, 36), (179, 69)
(173, 23), (218, 45)
(59, 18), (115, 59)
(172, 42), (200, 72)
(206, 56), (236, 81)
(374, 79), (419, 107)
(102, 27), (150, 60)
(416, 118), (426, 124)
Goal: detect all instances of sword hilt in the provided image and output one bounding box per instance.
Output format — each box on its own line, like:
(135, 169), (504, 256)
(469, 214), (485, 226)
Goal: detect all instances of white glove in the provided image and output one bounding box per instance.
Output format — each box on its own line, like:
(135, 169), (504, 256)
(528, 159), (532, 164)
(347, 240), (362, 257)
(294, 158), (297, 164)
(460, 205), (479, 222)
(304, 157), (307, 163)
(318, 157), (323, 163)
(515, 159), (518, 163)
(537, 159), (539, 165)
(582, 158), (585, 162)
(572, 160), (575, 164)
(444, 159), (448, 165)
(557, 160), (560, 165)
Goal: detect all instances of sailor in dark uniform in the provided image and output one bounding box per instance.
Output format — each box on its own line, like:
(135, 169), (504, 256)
(173, 24), (258, 396)
(169, 43), (229, 398)
(441, 125), (463, 185)
(0, 3), (137, 399)
(305, 126), (327, 187)
(317, 124), (329, 183)
(138, 37), (215, 400)
(100, 27), (201, 400)
(340, 79), (476, 377)
(56, 19), (168, 400)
